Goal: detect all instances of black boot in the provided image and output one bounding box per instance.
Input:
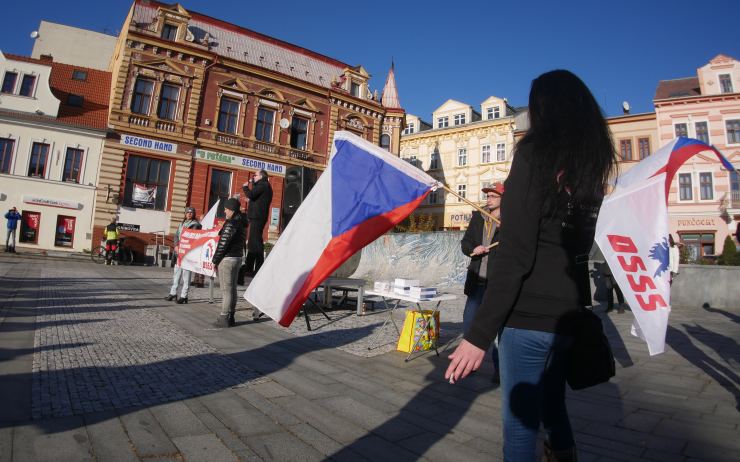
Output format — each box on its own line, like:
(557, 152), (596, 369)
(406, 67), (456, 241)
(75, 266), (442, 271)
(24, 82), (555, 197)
(176, 297), (188, 304)
(164, 294), (176, 301)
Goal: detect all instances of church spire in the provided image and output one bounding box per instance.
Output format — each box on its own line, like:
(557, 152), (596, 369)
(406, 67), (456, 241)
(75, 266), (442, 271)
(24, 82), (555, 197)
(381, 61), (401, 109)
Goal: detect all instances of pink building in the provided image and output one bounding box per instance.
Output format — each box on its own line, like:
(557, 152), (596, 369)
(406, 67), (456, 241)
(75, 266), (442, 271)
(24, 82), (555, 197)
(654, 54), (740, 261)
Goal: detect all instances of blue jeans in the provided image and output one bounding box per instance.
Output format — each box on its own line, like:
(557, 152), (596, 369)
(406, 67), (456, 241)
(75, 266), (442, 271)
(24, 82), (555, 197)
(499, 327), (575, 462)
(169, 264), (192, 298)
(463, 282), (499, 370)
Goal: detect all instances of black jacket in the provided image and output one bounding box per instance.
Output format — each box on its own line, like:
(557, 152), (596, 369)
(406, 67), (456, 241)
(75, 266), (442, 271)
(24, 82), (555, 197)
(465, 144), (599, 350)
(461, 211), (499, 296)
(212, 213), (247, 266)
(243, 178), (273, 223)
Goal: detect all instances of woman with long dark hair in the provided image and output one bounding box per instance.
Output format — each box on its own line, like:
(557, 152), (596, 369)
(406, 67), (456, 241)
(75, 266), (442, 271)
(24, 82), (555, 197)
(446, 70), (617, 461)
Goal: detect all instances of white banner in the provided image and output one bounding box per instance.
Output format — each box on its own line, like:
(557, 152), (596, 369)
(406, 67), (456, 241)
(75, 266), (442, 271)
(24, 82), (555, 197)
(178, 227), (221, 277)
(132, 183), (156, 207)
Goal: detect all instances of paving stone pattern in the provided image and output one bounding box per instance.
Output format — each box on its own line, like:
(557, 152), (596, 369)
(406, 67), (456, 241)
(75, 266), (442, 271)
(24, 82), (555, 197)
(31, 266), (264, 419)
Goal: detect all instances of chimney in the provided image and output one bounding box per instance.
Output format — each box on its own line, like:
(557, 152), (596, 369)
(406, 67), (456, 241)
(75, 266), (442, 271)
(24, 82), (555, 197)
(39, 54), (53, 62)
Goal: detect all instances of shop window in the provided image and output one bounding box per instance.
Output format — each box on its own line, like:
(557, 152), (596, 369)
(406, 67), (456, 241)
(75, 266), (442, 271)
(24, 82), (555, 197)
(208, 168), (232, 219)
(28, 142), (49, 177)
(0, 137), (14, 174)
(131, 78), (154, 115)
(62, 147), (84, 183)
(254, 107), (275, 142)
(290, 116), (309, 150)
(217, 97), (240, 134)
(157, 84), (180, 120)
(19, 211), (40, 244)
(19, 75), (36, 97)
(1, 71), (17, 93)
(54, 215), (75, 248)
(122, 155), (171, 210)
(680, 233), (715, 261)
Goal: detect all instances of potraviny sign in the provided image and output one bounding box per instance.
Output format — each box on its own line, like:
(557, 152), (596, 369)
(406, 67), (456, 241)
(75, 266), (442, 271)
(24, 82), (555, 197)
(195, 149), (285, 176)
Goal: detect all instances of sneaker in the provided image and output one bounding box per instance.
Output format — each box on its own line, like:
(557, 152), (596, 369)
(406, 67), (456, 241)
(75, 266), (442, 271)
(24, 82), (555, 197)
(176, 297), (188, 304)
(213, 314), (235, 328)
(252, 308), (264, 321)
(164, 294), (176, 301)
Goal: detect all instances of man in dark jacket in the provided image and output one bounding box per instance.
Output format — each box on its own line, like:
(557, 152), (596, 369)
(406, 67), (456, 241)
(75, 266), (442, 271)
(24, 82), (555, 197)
(4, 206), (21, 253)
(212, 198), (247, 328)
(460, 183), (503, 380)
(242, 169), (273, 277)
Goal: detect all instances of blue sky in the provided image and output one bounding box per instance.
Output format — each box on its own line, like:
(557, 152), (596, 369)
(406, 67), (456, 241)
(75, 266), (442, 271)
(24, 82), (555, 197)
(2, 0), (739, 119)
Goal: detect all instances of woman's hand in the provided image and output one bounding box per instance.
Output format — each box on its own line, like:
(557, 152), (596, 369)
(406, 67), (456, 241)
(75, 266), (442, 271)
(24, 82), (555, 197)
(445, 339), (485, 384)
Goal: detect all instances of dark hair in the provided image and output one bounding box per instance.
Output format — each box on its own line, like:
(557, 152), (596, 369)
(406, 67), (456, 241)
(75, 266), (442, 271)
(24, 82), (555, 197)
(517, 70), (616, 211)
(259, 169), (269, 180)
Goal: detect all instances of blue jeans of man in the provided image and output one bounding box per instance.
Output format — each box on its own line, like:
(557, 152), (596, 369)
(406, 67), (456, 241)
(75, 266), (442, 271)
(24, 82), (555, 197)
(463, 282), (499, 370)
(169, 264), (192, 298)
(499, 327), (575, 462)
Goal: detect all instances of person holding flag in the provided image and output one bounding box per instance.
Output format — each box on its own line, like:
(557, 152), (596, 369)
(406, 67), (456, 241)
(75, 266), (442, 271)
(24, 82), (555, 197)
(446, 70), (617, 461)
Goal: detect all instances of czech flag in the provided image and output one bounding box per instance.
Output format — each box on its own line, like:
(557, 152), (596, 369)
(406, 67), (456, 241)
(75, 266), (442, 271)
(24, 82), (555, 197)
(245, 131), (441, 327)
(595, 137), (736, 355)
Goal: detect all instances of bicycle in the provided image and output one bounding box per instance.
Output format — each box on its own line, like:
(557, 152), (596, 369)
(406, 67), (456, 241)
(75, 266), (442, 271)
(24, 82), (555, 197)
(91, 237), (134, 265)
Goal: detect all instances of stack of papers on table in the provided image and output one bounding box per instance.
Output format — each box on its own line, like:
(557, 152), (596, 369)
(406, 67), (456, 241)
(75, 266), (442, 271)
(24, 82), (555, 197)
(374, 281), (392, 292)
(409, 287), (437, 300)
(394, 278), (420, 296)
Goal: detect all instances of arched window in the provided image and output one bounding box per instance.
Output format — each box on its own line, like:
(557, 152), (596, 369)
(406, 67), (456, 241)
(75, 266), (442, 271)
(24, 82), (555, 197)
(380, 134), (391, 151)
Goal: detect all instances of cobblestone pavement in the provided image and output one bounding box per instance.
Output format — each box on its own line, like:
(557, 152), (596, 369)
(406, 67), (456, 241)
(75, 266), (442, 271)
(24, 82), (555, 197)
(0, 254), (738, 462)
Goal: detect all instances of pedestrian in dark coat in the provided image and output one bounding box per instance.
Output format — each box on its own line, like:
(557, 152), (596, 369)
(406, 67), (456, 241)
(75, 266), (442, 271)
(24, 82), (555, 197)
(242, 169), (273, 277)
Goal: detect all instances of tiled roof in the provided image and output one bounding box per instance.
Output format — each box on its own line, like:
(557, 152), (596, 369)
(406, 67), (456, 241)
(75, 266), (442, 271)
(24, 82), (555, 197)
(4, 53), (111, 130)
(654, 77), (701, 100)
(381, 64), (401, 109)
(134, 1), (348, 89)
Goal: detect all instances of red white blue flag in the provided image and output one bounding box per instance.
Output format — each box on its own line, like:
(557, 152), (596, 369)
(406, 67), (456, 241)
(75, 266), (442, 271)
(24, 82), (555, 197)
(245, 131), (440, 326)
(595, 137), (736, 355)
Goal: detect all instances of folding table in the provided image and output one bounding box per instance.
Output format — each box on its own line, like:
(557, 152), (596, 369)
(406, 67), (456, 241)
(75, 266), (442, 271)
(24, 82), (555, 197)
(365, 289), (457, 361)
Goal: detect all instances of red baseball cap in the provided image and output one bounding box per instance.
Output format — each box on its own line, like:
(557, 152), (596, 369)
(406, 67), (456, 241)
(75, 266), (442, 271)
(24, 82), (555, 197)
(482, 182), (504, 196)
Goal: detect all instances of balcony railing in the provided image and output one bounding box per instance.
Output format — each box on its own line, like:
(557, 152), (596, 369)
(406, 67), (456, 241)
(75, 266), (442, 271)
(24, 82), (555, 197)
(203, 130), (327, 166)
(731, 190), (740, 209)
(124, 112), (185, 135)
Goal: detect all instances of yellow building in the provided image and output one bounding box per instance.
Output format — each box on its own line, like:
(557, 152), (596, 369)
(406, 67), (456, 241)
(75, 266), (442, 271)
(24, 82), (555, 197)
(400, 97), (518, 229)
(606, 110), (658, 177)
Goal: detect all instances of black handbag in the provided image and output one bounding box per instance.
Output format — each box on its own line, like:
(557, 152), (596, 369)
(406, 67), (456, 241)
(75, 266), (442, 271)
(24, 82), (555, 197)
(566, 308), (616, 390)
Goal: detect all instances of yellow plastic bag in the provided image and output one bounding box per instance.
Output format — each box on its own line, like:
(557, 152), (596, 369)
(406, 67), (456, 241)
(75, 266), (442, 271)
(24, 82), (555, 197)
(396, 310), (440, 353)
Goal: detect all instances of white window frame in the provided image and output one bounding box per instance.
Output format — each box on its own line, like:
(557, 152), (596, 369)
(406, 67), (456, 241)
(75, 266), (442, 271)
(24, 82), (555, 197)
(1, 70), (20, 94)
(404, 122), (415, 135)
(496, 143), (506, 162)
(453, 113), (466, 126)
(718, 73), (734, 94)
(493, 106), (501, 118)
(27, 137), (55, 180)
(480, 181), (492, 201)
(677, 172), (693, 202)
(437, 116), (449, 129)
(698, 171), (715, 201)
(19, 73), (38, 98)
(428, 189), (440, 205)
(429, 151), (440, 170)
(724, 117), (740, 146)
(486, 107), (494, 120)
(457, 148), (467, 166)
(673, 122), (689, 139)
(217, 95), (242, 135)
(0, 133), (20, 175)
(457, 184), (466, 202)
(60, 143), (90, 184)
(481, 144), (491, 164)
(693, 119), (710, 144)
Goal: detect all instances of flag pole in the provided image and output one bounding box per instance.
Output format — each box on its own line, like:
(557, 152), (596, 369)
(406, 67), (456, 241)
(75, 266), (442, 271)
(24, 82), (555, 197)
(469, 241), (499, 257)
(440, 184), (501, 225)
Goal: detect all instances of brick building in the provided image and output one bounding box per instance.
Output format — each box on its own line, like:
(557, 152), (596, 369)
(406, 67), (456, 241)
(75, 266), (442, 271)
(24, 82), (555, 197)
(93, 0), (404, 255)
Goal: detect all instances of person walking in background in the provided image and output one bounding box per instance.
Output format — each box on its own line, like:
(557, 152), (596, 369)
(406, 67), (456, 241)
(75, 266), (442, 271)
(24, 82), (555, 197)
(212, 198), (247, 328)
(165, 207), (201, 304)
(104, 220), (120, 265)
(460, 183), (504, 382)
(601, 262), (626, 314)
(668, 234), (681, 285)
(446, 70), (617, 461)
(242, 169), (273, 277)
(4, 206), (21, 253)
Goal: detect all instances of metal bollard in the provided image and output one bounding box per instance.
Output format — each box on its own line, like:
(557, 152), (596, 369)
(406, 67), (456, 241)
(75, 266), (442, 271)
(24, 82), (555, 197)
(208, 276), (215, 304)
